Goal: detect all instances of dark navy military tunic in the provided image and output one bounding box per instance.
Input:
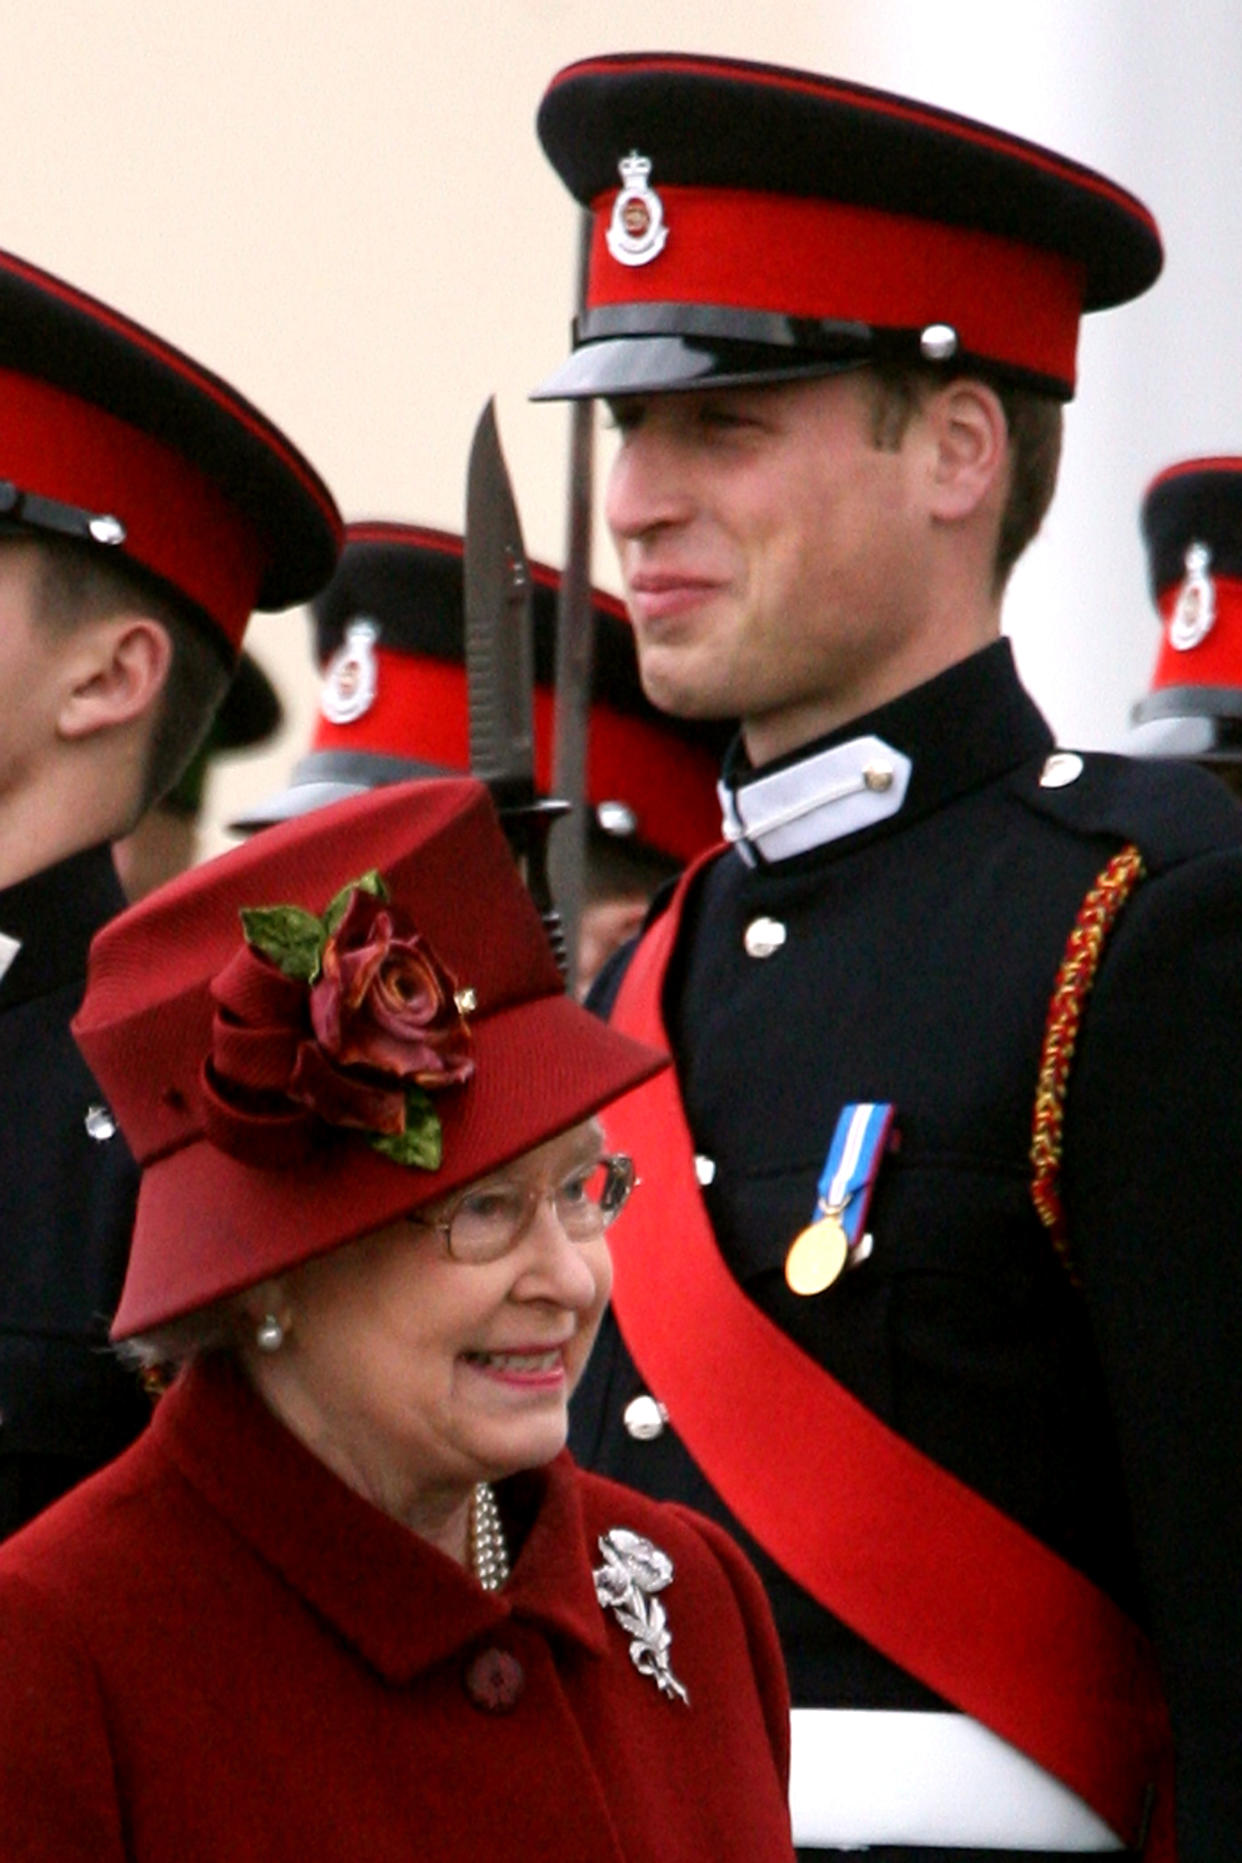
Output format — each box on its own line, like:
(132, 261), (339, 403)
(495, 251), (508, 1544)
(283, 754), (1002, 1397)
(573, 642), (1242, 1863)
(0, 844), (147, 1539)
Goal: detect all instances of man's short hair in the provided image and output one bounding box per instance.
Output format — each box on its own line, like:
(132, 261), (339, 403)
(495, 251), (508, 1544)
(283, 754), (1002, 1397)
(864, 362), (1064, 594)
(28, 534), (232, 820)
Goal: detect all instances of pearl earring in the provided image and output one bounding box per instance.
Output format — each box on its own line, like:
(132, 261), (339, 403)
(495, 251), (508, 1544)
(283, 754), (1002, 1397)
(255, 1314), (285, 1353)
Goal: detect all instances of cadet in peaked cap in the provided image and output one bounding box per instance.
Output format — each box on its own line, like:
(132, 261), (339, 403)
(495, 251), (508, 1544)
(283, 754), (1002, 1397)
(0, 241), (341, 1542)
(230, 520), (730, 990)
(1129, 457), (1242, 789)
(534, 51), (1241, 1863)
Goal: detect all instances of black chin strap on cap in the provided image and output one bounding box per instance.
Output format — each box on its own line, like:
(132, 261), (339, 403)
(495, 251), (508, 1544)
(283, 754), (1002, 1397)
(0, 478), (128, 549)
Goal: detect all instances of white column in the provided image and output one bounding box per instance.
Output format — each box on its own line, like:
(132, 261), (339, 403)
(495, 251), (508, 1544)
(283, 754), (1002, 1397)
(818, 0), (1242, 747)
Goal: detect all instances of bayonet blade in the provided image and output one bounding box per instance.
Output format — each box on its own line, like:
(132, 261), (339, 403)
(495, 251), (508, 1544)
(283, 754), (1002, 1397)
(464, 398), (536, 806)
(462, 397), (569, 975)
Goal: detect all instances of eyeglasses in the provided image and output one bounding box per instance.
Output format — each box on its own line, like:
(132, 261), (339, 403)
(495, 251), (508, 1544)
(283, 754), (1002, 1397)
(412, 1154), (637, 1265)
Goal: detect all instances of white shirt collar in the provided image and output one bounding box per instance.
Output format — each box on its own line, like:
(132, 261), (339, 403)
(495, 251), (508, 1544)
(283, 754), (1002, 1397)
(719, 734), (913, 866)
(0, 930), (22, 986)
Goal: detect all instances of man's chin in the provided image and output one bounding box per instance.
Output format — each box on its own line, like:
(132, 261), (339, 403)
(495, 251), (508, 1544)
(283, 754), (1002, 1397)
(636, 659), (731, 723)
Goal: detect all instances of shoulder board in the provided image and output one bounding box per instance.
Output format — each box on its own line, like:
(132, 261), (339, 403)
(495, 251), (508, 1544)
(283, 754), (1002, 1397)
(1009, 749), (1242, 875)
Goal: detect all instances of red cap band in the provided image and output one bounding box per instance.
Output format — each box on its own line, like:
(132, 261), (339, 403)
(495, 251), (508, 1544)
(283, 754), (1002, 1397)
(0, 365), (268, 648)
(588, 185), (1086, 390)
(312, 652), (469, 765)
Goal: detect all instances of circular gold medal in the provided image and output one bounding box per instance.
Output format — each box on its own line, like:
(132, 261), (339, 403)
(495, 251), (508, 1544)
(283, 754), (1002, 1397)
(784, 1214), (849, 1296)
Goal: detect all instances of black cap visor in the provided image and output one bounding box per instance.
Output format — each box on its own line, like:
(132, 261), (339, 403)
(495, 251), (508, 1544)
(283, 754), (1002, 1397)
(532, 302), (876, 401)
(228, 749), (451, 834)
(530, 301), (1071, 403)
(1128, 708), (1242, 764)
(1133, 682), (1242, 726)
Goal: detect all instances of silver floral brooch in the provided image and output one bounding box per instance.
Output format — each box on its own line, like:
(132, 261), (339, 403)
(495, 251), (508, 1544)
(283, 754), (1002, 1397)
(593, 1527), (690, 1705)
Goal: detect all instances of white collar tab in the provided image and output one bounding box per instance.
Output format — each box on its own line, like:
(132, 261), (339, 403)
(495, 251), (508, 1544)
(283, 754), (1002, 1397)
(720, 735), (913, 866)
(0, 930), (22, 987)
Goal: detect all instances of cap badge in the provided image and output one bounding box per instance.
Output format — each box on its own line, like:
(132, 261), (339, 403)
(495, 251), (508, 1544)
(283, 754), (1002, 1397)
(321, 617), (380, 725)
(1170, 541), (1216, 651)
(606, 151), (668, 269)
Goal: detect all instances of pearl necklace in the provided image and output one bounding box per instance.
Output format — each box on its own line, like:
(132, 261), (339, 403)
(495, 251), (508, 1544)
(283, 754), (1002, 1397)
(469, 1481), (510, 1591)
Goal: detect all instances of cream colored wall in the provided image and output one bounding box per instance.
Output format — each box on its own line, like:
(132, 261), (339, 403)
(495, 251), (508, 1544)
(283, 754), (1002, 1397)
(5, 3), (1239, 859)
(0, 0), (832, 857)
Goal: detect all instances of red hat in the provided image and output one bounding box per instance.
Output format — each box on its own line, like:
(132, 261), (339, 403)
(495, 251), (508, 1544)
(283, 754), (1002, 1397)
(0, 245), (341, 654)
(1131, 458), (1242, 763)
(229, 520), (729, 866)
(532, 51), (1162, 402)
(72, 777), (667, 1337)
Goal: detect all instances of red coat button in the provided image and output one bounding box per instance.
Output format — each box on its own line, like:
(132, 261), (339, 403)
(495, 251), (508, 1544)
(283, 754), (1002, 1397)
(463, 1646), (525, 1713)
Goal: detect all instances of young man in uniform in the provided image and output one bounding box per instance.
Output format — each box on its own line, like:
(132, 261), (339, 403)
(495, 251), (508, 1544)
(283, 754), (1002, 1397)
(533, 52), (1240, 1863)
(0, 246), (340, 1538)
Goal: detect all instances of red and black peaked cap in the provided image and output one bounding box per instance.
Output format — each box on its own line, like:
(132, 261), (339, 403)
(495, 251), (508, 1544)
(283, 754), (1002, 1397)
(0, 246), (342, 654)
(533, 51), (1163, 402)
(1130, 458), (1242, 762)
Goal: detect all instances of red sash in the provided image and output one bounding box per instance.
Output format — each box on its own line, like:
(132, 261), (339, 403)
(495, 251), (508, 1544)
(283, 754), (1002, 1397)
(604, 858), (1174, 1857)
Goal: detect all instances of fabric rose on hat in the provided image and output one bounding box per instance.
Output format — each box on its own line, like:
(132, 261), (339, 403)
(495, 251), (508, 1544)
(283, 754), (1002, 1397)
(204, 871), (473, 1170)
(305, 883), (473, 1082)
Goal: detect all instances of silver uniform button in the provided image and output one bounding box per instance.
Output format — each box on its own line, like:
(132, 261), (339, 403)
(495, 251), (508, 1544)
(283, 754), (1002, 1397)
(1039, 752), (1084, 789)
(694, 1154), (716, 1187)
(84, 1103), (117, 1142)
(920, 321), (959, 361)
(596, 799), (639, 838)
(624, 1394), (669, 1441)
(88, 513), (127, 547)
(743, 916), (787, 959)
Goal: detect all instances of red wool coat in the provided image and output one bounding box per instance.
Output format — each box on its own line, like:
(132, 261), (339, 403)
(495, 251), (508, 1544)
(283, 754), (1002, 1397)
(0, 1355), (794, 1862)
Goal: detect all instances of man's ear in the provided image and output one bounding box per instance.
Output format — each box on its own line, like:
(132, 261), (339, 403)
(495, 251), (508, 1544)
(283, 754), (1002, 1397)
(922, 378), (1009, 523)
(57, 615), (173, 741)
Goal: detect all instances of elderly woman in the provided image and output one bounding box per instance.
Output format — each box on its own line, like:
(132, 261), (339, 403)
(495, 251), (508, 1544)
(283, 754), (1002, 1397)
(0, 778), (795, 1862)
